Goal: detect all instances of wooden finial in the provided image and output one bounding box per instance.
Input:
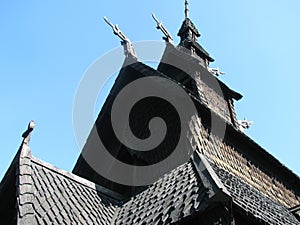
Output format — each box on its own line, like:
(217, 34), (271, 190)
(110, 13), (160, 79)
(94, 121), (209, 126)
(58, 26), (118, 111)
(152, 13), (173, 43)
(185, 0), (189, 19)
(238, 118), (253, 133)
(22, 120), (35, 145)
(103, 16), (137, 60)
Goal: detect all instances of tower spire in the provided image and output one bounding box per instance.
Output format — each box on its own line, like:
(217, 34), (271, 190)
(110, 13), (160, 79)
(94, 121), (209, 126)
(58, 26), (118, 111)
(185, 0), (189, 19)
(178, 0), (214, 65)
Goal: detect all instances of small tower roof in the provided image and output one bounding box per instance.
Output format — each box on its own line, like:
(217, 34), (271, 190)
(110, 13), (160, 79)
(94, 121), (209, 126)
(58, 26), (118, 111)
(177, 17), (201, 38)
(177, 0), (214, 63)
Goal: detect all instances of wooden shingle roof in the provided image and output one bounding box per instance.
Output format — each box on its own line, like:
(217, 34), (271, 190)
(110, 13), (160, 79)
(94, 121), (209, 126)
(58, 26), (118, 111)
(1, 143), (299, 224)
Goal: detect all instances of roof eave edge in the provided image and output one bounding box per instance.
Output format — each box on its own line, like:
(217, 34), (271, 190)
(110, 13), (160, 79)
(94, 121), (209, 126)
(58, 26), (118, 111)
(192, 151), (231, 203)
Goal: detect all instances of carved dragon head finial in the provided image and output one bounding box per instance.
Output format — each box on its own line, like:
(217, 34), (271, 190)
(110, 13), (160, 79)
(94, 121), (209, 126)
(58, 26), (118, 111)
(103, 16), (137, 60)
(152, 13), (173, 43)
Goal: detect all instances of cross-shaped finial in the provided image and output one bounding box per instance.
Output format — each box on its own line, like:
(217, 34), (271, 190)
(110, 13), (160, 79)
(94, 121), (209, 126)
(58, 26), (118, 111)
(185, 0), (189, 19)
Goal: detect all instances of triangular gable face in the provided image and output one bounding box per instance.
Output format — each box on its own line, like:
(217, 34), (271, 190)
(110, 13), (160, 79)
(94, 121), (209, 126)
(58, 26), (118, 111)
(73, 60), (196, 198)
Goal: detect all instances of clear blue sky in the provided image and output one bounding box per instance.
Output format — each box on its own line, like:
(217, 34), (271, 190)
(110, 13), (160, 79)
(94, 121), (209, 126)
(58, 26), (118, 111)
(1, 0), (300, 179)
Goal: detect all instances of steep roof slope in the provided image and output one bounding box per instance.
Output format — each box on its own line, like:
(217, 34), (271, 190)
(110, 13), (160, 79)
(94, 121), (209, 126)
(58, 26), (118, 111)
(0, 145), (120, 225)
(1, 144), (299, 224)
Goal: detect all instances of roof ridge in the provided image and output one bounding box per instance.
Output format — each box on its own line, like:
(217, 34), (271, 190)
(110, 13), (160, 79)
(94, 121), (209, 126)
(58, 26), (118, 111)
(31, 156), (124, 201)
(16, 144), (36, 224)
